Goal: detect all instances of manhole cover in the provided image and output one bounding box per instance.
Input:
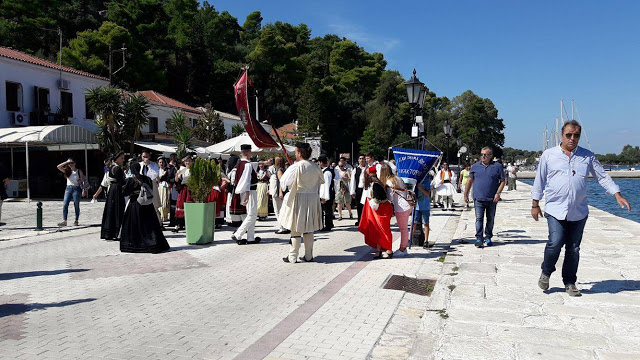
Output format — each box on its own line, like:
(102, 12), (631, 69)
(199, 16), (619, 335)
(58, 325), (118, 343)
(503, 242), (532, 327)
(383, 275), (436, 296)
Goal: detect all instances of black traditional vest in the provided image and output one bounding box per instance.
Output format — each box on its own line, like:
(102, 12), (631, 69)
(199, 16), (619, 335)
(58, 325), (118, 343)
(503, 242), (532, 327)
(355, 166), (363, 189)
(323, 167), (335, 198)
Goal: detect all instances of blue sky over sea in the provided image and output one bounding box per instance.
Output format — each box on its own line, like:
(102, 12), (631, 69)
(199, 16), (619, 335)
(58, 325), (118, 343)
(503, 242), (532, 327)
(209, 0), (640, 154)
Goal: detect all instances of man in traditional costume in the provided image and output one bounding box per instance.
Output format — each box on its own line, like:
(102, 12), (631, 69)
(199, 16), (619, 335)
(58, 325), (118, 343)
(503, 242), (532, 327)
(280, 143), (324, 263)
(231, 144), (261, 245)
(433, 162), (458, 211)
(318, 155), (335, 231)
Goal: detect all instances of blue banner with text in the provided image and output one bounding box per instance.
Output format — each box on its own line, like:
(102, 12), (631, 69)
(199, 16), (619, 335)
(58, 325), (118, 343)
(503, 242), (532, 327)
(392, 147), (441, 186)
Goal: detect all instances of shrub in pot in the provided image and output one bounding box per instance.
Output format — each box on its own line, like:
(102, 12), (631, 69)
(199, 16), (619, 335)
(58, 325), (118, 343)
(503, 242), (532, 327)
(184, 158), (220, 244)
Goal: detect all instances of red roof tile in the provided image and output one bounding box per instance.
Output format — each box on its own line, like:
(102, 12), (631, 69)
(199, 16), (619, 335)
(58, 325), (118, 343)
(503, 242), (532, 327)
(271, 123), (297, 139)
(0, 46), (109, 81)
(137, 90), (202, 115)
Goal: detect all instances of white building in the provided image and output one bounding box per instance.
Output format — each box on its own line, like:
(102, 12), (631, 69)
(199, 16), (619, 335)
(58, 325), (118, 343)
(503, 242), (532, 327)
(0, 46), (109, 130)
(138, 90), (271, 142)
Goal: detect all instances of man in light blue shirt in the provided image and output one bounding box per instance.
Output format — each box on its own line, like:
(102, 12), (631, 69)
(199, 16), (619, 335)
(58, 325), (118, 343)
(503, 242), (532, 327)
(532, 120), (630, 296)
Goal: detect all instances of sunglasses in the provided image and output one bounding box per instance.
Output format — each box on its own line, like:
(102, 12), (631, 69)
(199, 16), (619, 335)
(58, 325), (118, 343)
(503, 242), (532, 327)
(564, 133), (581, 139)
(481, 154), (492, 158)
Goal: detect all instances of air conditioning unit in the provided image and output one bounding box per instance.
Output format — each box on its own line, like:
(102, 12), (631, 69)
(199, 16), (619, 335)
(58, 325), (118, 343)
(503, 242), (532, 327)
(58, 79), (71, 90)
(11, 112), (29, 126)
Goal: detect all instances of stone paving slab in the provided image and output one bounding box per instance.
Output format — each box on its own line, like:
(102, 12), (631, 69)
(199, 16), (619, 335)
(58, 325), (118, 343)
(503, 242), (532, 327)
(0, 196), (460, 360)
(371, 181), (640, 360)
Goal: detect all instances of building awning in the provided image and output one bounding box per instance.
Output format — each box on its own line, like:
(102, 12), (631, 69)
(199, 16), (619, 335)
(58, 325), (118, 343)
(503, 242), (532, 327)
(0, 125), (98, 145)
(135, 141), (211, 157)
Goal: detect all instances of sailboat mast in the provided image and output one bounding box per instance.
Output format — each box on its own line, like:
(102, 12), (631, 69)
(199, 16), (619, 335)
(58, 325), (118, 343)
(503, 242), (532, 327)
(571, 99), (574, 120)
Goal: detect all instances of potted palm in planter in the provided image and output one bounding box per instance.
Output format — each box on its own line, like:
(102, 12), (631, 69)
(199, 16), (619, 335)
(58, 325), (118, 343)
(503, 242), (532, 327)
(185, 158), (220, 244)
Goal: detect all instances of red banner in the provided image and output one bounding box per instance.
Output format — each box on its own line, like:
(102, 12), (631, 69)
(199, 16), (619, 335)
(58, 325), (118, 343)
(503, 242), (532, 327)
(234, 70), (279, 148)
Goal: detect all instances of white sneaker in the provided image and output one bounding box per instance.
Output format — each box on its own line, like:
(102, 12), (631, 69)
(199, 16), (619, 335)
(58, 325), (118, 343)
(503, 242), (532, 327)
(394, 249), (408, 257)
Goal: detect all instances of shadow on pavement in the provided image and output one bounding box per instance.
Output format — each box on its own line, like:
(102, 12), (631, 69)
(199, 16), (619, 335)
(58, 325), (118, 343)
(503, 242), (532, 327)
(312, 254), (369, 264)
(581, 280), (640, 294)
(489, 239), (547, 246)
(0, 269), (89, 281)
(0, 298), (97, 318)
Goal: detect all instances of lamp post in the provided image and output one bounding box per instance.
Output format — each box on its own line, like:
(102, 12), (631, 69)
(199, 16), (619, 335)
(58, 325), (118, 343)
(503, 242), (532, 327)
(456, 137), (463, 183)
(404, 69), (425, 148)
(443, 120), (453, 162)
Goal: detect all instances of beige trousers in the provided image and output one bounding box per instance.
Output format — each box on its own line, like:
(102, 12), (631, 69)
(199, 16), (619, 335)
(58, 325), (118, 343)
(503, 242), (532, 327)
(288, 232), (314, 262)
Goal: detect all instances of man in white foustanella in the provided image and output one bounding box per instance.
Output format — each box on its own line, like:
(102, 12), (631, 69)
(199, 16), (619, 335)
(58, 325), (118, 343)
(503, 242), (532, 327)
(231, 144), (261, 245)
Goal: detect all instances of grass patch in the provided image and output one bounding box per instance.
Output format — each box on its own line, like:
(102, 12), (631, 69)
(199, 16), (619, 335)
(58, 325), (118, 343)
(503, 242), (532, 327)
(447, 272), (458, 276)
(428, 309), (449, 319)
(448, 285), (456, 292)
(448, 253), (462, 256)
(436, 252), (447, 262)
(452, 266), (460, 272)
(424, 283), (435, 292)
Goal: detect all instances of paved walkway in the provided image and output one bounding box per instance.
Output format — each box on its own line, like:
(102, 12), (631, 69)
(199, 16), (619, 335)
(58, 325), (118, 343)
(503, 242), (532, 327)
(0, 199), (103, 241)
(1, 183), (639, 360)
(372, 182), (640, 360)
(0, 196), (460, 360)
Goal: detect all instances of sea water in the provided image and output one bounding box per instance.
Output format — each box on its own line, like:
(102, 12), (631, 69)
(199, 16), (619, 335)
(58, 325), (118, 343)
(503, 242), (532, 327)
(521, 179), (639, 223)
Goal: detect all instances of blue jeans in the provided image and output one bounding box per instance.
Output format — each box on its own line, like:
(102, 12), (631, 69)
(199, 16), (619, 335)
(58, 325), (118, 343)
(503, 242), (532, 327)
(474, 200), (497, 239)
(63, 186), (82, 221)
(541, 214), (587, 285)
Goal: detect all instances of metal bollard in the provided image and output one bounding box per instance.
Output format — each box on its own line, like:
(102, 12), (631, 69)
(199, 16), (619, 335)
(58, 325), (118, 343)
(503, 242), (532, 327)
(35, 201), (44, 231)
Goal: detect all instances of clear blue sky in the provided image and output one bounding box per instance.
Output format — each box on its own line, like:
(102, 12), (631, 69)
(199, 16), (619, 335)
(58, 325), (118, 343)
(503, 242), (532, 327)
(209, 0), (639, 154)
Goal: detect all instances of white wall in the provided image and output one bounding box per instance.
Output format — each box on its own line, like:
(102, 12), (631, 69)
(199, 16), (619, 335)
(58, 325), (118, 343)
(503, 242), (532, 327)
(0, 57), (109, 131)
(141, 108), (273, 141)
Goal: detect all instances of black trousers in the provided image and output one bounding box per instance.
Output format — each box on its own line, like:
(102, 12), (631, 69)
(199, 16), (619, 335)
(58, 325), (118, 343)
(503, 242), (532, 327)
(322, 198), (334, 229)
(169, 199), (177, 227)
(355, 187), (364, 222)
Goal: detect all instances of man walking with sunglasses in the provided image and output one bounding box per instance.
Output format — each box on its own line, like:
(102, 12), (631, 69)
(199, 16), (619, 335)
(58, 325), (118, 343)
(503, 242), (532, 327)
(532, 120), (631, 296)
(464, 146), (506, 248)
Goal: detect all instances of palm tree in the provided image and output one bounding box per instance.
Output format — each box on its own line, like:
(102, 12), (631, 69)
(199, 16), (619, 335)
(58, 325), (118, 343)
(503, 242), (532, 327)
(86, 86), (123, 154)
(122, 93), (150, 154)
(166, 112), (193, 158)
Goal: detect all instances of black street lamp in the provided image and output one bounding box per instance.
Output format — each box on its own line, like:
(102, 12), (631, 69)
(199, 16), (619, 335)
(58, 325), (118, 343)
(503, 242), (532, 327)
(404, 69), (426, 147)
(443, 120), (453, 162)
(456, 137), (463, 182)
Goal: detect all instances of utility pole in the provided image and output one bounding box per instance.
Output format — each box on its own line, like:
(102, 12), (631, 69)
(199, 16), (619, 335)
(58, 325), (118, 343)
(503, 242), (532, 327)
(109, 43), (127, 85)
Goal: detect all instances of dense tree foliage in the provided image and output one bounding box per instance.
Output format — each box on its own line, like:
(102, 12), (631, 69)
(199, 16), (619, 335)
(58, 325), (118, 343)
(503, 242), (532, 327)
(597, 145), (640, 165)
(2, 0), (510, 158)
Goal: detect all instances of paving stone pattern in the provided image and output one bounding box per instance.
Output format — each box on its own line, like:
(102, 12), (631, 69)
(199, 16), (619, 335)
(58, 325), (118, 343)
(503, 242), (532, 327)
(371, 182), (640, 360)
(1, 184), (639, 360)
(0, 198), (456, 360)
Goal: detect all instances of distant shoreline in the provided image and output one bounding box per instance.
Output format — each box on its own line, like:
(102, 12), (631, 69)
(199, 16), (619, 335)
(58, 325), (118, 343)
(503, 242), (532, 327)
(518, 170), (640, 179)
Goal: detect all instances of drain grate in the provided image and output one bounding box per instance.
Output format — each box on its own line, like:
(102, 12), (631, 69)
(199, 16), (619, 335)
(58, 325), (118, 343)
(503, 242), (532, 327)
(383, 275), (437, 296)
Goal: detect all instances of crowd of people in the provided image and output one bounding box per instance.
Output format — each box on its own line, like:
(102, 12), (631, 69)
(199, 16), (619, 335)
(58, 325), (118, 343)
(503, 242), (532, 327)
(7, 120), (632, 296)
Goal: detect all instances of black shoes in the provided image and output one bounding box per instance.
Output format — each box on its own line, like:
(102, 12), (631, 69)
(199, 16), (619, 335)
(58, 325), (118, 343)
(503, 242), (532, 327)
(319, 227), (333, 232)
(299, 256), (314, 262)
(232, 234), (247, 245)
(282, 257), (297, 263)
(275, 229), (291, 234)
(233, 234), (261, 245)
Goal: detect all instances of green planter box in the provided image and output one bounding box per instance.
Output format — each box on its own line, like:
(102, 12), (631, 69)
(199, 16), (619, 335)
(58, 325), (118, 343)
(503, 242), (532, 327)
(184, 202), (215, 244)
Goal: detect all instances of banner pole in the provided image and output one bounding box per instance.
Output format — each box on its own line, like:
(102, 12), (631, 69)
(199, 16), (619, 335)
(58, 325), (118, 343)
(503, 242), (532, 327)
(254, 89), (293, 165)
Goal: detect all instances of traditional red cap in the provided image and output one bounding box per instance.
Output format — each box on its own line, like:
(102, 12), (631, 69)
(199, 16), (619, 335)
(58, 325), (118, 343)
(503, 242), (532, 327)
(367, 166), (377, 174)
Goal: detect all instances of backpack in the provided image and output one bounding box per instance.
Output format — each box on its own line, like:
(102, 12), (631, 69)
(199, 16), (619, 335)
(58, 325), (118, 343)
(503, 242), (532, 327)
(137, 182), (154, 206)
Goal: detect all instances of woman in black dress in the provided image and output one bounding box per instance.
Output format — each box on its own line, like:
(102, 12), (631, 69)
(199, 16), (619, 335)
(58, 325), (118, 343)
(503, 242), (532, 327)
(120, 162), (170, 253)
(100, 151), (126, 240)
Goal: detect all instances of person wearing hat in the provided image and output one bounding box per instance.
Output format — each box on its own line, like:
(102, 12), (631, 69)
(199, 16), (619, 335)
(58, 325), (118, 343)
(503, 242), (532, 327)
(231, 144), (261, 245)
(280, 142), (324, 263)
(101, 151), (126, 240)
